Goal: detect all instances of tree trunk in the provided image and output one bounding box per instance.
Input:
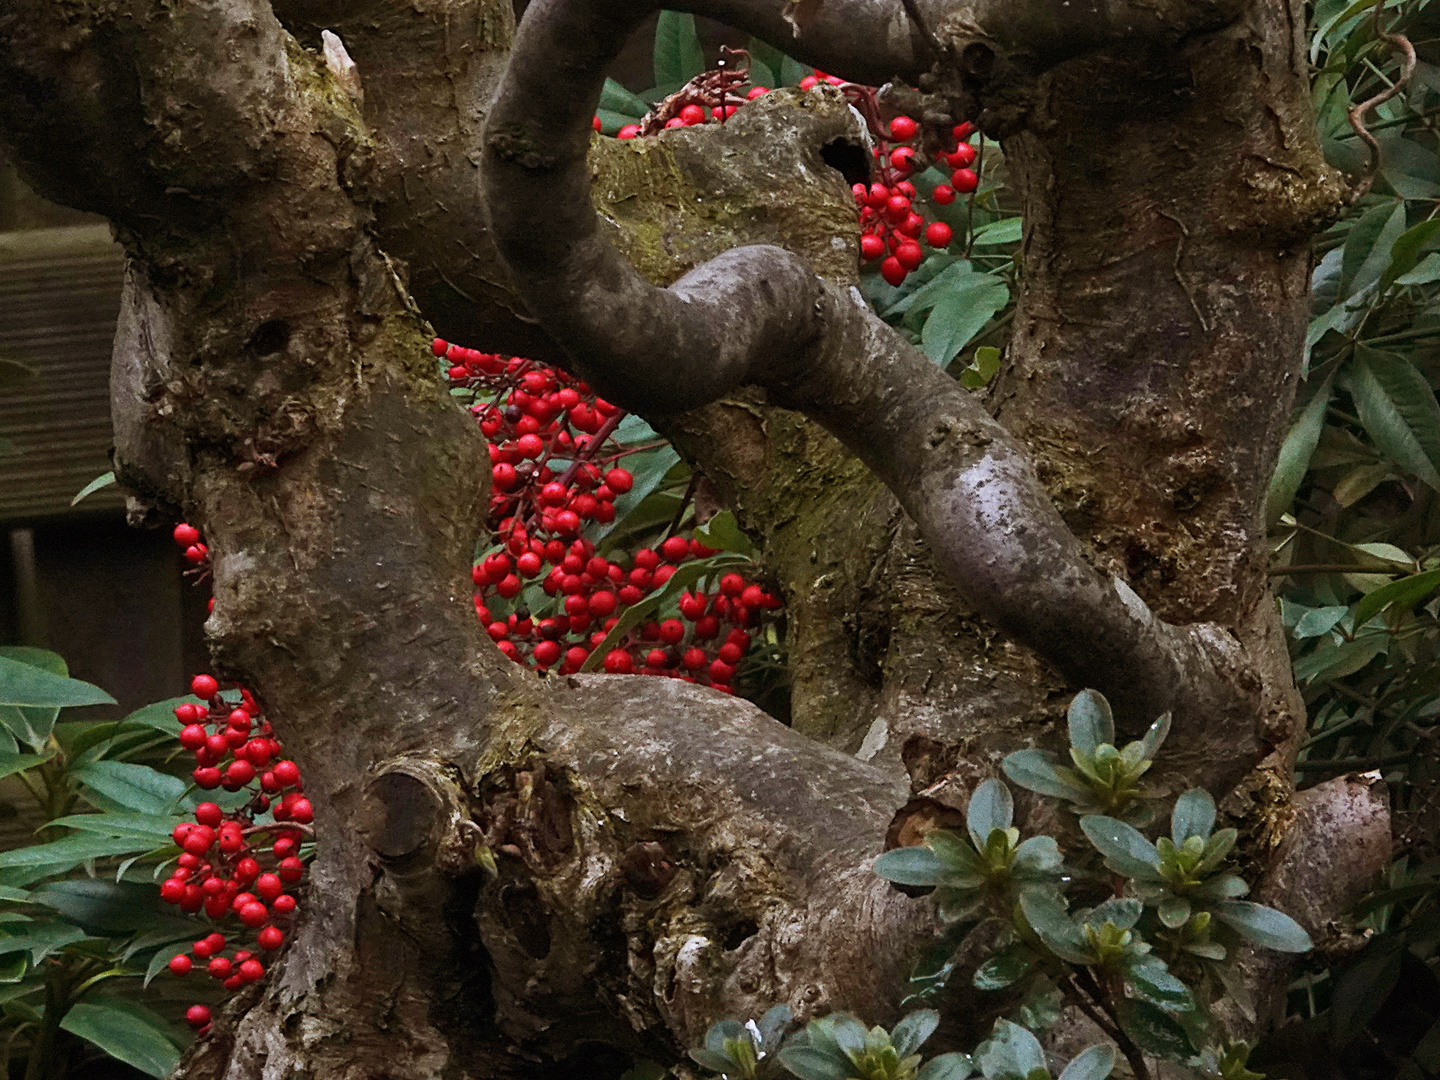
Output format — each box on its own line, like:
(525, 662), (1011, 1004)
(0, 0), (1393, 1075)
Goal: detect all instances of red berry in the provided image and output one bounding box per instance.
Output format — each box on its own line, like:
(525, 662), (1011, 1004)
(258, 926), (285, 950)
(273, 836), (298, 859)
(290, 799), (314, 825)
(948, 142), (976, 168)
(953, 121), (975, 140)
(604, 468), (633, 493)
(224, 760), (256, 789)
(603, 649), (634, 674)
(925, 222), (954, 248)
(160, 879), (185, 904)
(932, 184), (956, 205)
(239, 958), (265, 982)
(747, 86), (768, 99)
(278, 856), (304, 883)
(255, 873), (283, 901)
(272, 894), (297, 915)
(889, 146), (915, 173)
(617, 124), (641, 139)
(190, 674), (219, 699)
(860, 234), (886, 261)
(679, 103), (706, 125)
(182, 827), (215, 856)
(683, 647), (707, 671)
(889, 115), (917, 141)
(659, 619), (685, 645)
(720, 573), (745, 597)
(273, 760), (300, 786)
(239, 901), (269, 928)
(168, 953), (193, 976)
(534, 640), (561, 667)
(880, 257), (907, 286)
(173, 523), (200, 547)
(895, 242), (924, 271)
(588, 591), (617, 618)
(235, 857), (260, 882)
(951, 168), (978, 194)
(207, 957), (233, 979)
(186, 1005), (211, 1029)
(659, 536), (690, 563)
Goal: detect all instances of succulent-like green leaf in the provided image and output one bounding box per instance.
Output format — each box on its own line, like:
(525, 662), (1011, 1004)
(1157, 897), (1192, 928)
(1020, 889), (1092, 965)
(1214, 901), (1313, 953)
(1012, 836), (1063, 877)
(1067, 691), (1115, 757)
(967, 780), (1014, 850)
(1081, 897), (1142, 932)
(776, 1047), (853, 1080)
(1056, 1045), (1116, 1080)
(1123, 954), (1195, 1012)
(1079, 816), (1160, 879)
(1192, 875), (1249, 902)
(892, 1010), (940, 1057)
(1002, 750), (1087, 801)
(1170, 789), (1216, 845)
(875, 846), (951, 887)
(1138, 712), (1172, 761)
(976, 1020), (1047, 1080)
(973, 948), (1036, 991)
(918, 1053), (975, 1080)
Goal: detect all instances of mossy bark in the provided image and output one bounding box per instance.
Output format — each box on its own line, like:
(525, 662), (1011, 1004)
(0, 0), (1390, 1076)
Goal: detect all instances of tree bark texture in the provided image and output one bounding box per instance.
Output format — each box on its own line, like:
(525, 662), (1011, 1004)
(0, 0), (1389, 1076)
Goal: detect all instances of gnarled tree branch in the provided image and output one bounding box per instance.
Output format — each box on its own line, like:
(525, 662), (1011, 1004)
(482, 0), (1264, 788)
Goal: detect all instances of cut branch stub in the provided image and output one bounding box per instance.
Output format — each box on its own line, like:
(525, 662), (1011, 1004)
(360, 758), (474, 870)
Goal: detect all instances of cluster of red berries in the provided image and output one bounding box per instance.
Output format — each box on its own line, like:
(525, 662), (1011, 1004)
(857, 118), (978, 287)
(157, 668), (309, 1033)
(434, 338), (783, 692)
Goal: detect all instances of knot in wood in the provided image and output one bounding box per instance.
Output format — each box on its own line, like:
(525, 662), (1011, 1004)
(620, 841), (675, 898)
(362, 771), (439, 859)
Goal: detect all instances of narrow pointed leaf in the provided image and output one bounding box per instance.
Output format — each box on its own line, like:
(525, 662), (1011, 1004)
(0, 655), (114, 709)
(61, 1000), (181, 1079)
(1002, 750), (1087, 801)
(875, 846), (950, 886)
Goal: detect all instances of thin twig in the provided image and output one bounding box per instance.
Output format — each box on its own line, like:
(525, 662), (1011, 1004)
(1347, 0), (1417, 200)
(1267, 562), (1404, 575)
(1064, 972), (1151, 1080)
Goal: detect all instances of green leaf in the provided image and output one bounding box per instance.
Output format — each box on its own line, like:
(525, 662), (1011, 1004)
(777, 1047), (853, 1080)
(1292, 604), (1349, 639)
(1171, 788), (1216, 844)
(920, 279), (1009, 369)
(0, 654), (114, 709)
(976, 1019), (1047, 1079)
(971, 218), (1023, 246)
(1123, 954), (1195, 1012)
(693, 510), (756, 556)
(70, 761), (187, 815)
(877, 257), (964, 318)
(70, 471), (115, 507)
(1138, 711), (1171, 761)
(892, 1010), (940, 1057)
(1342, 200), (1407, 300)
(1079, 816), (1160, 878)
(919, 1053), (975, 1080)
(1397, 252), (1440, 286)
(48, 811), (179, 840)
(966, 779), (1013, 849)
(61, 1000), (182, 1078)
(1354, 566), (1440, 627)
(1057, 1045), (1116, 1080)
(1002, 749), (1087, 801)
(1214, 901), (1312, 952)
(874, 846), (950, 887)
(1067, 690), (1114, 757)
(1012, 836), (1063, 876)
(1266, 376), (1333, 526)
(1019, 888), (1092, 964)
(594, 446), (684, 545)
(0, 833), (155, 873)
(0, 752), (51, 780)
(1344, 345), (1440, 491)
(30, 879), (181, 935)
(1193, 874), (1248, 901)
(653, 11), (706, 93)
(1081, 896), (1142, 932)
(0, 921), (87, 964)
(116, 696), (196, 738)
(1331, 936), (1405, 1046)
(1116, 998), (1194, 1061)
(1382, 219), (1440, 292)
(600, 77), (650, 119)
(688, 1047), (735, 1074)
(1157, 896), (1192, 928)
(973, 948), (1036, 991)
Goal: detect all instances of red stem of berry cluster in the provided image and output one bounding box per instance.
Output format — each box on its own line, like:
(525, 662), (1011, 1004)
(1347, 0), (1417, 201)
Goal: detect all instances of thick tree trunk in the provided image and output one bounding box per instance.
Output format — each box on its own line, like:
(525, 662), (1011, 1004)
(0, 0), (1393, 1076)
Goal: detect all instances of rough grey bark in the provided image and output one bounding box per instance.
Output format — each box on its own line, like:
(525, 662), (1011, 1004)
(0, 0), (1389, 1076)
